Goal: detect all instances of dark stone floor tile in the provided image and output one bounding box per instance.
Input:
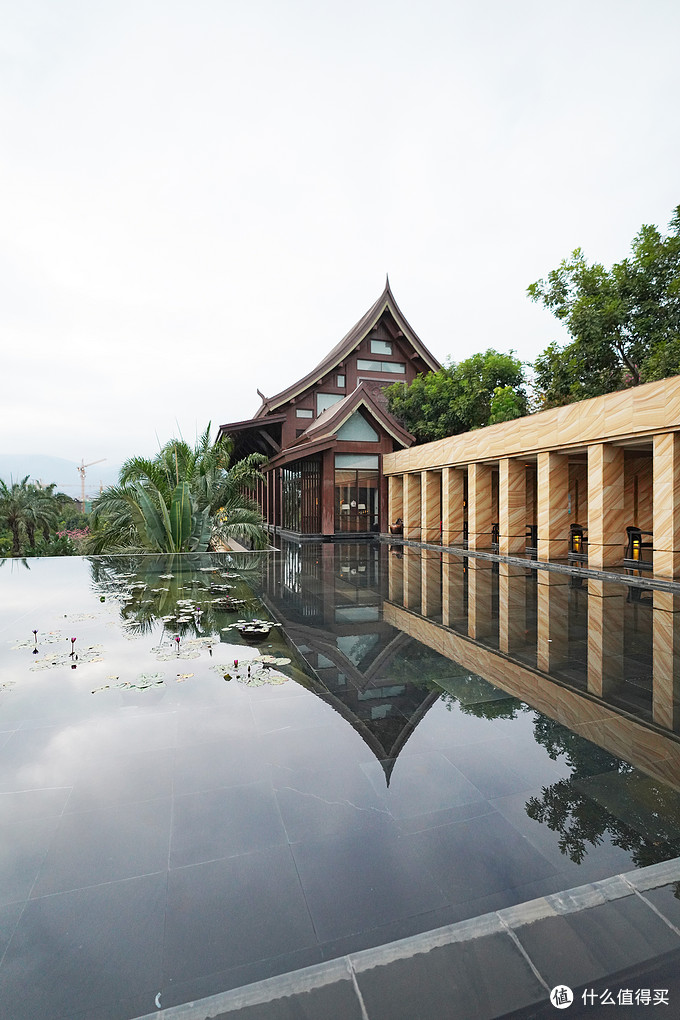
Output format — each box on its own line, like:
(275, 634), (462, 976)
(361, 750), (486, 819)
(173, 738), (269, 796)
(405, 810), (557, 906)
(163, 845), (317, 985)
(65, 747), (173, 812)
(291, 824), (447, 943)
(170, 780), (287, 868)
(272, 763), (396, 843)
(0, 900), (24, 956)
(0, 872), (166, 1020)
(394, 798), (495, 834)
(515, 894), (680, 989)
(30, 797), (171, 897)
(0, 786), (72, 822)
(250, 690), (341, 733)
(0, 813), (60, 906)
(442, 741), (533, 798)
(489, 788), (637, 877)
(354, 931), (546, 1020)
(259, 722), (368, 772)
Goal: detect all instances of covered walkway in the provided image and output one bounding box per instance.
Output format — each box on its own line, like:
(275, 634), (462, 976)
(384, 376), (680, 580)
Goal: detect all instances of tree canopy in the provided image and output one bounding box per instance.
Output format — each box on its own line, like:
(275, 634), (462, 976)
(86, 425), (268, 553)
(0, 477), (78, 556)
(529, 205), (680, 407)
(386, 349), (528, 443)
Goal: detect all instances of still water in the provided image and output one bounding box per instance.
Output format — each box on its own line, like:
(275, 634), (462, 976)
(1, 543), (679, 1020)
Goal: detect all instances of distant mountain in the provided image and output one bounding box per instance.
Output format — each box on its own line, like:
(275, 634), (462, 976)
(0, 455), (121, 500)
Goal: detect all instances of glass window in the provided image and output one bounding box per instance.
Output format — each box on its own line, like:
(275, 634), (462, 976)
(336, 374), (345, 388)
(317, 392), (343, 414)
(357, 359), (405, 374)
(370, 339), (392, 355)
(296, 408), (313, 418)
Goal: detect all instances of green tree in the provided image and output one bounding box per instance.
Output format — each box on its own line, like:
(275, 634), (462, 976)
(529, 205), (680, 407)
(87, 425), (268, 553)
(387, 349), (528, 443)
(0, 476), (33, 555)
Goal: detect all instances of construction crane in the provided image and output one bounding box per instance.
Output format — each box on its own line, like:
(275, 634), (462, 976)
(77, 458), (106, 511)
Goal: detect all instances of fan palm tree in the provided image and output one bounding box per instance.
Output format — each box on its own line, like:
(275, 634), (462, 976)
(87, 425), (267, 554)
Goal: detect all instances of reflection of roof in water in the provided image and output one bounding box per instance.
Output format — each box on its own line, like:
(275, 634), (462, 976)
(260, 598), (444, 785)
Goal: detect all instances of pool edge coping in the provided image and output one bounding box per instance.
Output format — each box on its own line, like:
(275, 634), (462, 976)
(131, 856), (680, 1019)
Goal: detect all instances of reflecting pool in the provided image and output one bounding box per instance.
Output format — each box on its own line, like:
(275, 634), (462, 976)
(1, 543), (680, 1020)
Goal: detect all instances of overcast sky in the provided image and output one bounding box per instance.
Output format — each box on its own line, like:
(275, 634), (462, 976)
(2, 0), (679, 480)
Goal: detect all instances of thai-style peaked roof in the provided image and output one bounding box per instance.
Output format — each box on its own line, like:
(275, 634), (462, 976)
(254, 278), (440, 417)
(294, 382), (415, 448)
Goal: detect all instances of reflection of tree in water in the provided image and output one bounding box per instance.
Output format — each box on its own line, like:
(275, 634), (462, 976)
(526, 715), (680, 867)
(88, 552), (267, 637)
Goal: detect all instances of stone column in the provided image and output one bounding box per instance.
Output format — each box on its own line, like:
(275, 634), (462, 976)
(467, 559), (495, 642)
(403, 473), (422, 542)
(421, 470), (441, 544)
(421, 548), (442, 619)
(403, 545), (422, 612)
(587, 580), (625, 698)
(536, 572), (570, 673)
(537, 452), (570, 561)
(652, 591), (680, 731)
(442, 552), (467, 630)
(498, 564), (527, 656)
(499, 458), (526, 555)
(467, 463), (494, 550)
(653, 432), (680, 579)
(588, 443), (625, 569)
(388, 475), (404, 529)
(442, 467), (466, 546)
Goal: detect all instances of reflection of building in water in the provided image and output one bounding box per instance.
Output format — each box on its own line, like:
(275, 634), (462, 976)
(387, 546), (680, 790)
(263, 540), (458, 781)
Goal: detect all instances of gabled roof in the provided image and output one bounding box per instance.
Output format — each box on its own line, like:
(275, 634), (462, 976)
(255, 278), (440, 417)
(292, 382), (415, 449)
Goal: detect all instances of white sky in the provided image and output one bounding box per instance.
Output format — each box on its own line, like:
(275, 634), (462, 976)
(2, 0), (679, 469)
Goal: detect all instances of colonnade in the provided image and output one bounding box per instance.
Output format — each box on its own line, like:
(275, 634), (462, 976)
(387, 435), (680, 579)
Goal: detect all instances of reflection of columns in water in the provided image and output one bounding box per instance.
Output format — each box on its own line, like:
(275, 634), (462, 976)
(536, 572), (570, 673)
(421, 470), (441, 543)
(653, 433), (680, 580)
(467, 558), (495, 642)
(388, 546), (404, 605)
(499, 458), (526, 555)
(587, 580), (625, 698)
(442, 552), (467, 630)
(588, 443), (625, 570)
(403, 474), (421, 541)
(467, 463), (493, 550)
(653, 591), (680, 731)
(402, 545), (422, 612)
(537, 451), (570, 561)
(498, 563), (527, 656)
(421, 548), (441, 619)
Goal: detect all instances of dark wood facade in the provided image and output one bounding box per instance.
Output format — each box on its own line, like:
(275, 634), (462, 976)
(218, 280), (440, 538)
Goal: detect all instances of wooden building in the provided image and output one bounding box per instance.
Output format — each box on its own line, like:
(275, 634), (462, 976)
(218, 280), (440, 538)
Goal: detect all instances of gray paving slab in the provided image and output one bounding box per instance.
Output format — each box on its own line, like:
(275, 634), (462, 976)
(131, 858), (680, 1020)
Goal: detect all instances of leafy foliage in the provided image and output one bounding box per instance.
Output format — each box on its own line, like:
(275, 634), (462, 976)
(87, 424), (268, 553)
(0, 476), (77, 555)
(387, 349), (528, 443)
(529, 205), (680, 407)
